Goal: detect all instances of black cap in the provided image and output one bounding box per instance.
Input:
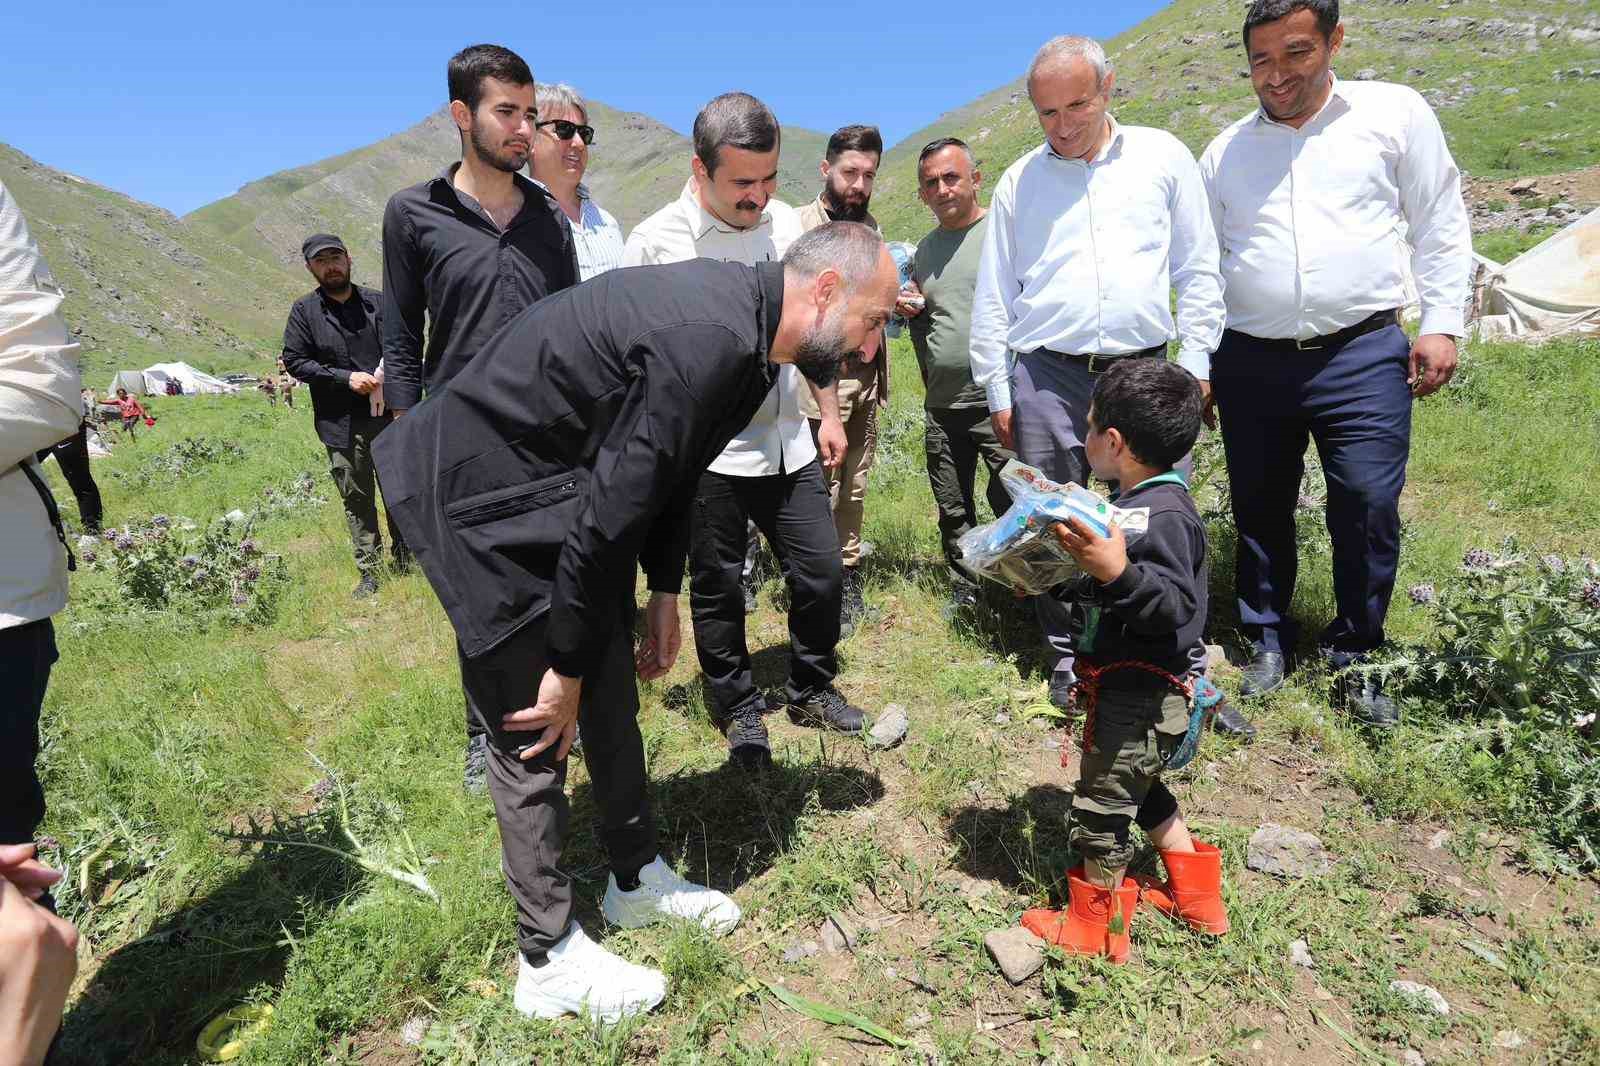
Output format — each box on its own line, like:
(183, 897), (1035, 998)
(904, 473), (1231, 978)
(302, 234), (347, 260)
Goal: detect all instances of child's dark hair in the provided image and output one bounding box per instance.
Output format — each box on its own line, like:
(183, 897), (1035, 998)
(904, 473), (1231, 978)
(1089, 359), (1203, 469)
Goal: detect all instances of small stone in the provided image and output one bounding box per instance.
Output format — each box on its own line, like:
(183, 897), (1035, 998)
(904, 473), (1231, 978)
(820, 913), (859, 954)
(992, 712), (1011, 725)
(782, 939), (820, 963)
(1391, 980), (1450, 1015)
(1289, 939), (1315, 969)
(984, 927), (1047, 984)
(1493, 1030), (1527, 1049)
(1509, 177), (1538, 194)
(400, 1015), (428, 1046)
(1355, 68), (1379, 80)
(1205, 643), (1228, 673)
(1401, 1051), (1426, 1066)
(905, 1010), (933, 1030)
(1247, 824), (1332, 878)
(223, 508), (247, 525)
(1462, 940), (1506, 970)
(1426, 829), (1451, 850)
(868, 704), (909, 749)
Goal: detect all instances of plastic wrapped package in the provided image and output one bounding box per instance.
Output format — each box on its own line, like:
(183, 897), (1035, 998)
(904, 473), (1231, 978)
(957, 460), (1148, 594)
(885, 240), (918, 339)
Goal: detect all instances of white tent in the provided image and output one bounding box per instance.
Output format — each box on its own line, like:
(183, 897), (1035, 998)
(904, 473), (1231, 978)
(107, 369), (150, 395)
(1472, 208), (1600, 340)
(140, 361), (238, 395)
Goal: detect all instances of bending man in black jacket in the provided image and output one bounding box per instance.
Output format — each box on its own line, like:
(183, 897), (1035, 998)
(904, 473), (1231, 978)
(282, 233), (407, 597)
(374, 222), (898, 1024)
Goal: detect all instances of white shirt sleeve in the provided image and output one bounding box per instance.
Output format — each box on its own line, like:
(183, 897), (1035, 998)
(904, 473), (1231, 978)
(0, 182), (81, 467)
(1397, 92), (1471, 338)
(1167, 147), (1225, 380)
(620, 225), (658, 268)
(969, 172), (1018, 413)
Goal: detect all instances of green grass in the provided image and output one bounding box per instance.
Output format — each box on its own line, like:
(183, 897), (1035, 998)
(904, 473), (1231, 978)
(34, 336), (1600, 1063)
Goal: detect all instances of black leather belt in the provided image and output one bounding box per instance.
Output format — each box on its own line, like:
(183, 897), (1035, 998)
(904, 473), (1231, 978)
(1041, 343), (1167, 374)
(1227, 310), (1399, 353)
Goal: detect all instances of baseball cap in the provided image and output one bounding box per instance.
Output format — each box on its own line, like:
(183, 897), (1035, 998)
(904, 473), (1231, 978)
(302, 234), (347, 260)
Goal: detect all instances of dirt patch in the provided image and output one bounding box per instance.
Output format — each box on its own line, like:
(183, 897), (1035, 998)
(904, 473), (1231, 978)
(1466, 164), (1600, 209)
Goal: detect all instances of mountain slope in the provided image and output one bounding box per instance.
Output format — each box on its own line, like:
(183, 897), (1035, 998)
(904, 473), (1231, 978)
(188, 103), (834, 290)
(871, 0), (1600, 240)
(1, 143), (299, 374)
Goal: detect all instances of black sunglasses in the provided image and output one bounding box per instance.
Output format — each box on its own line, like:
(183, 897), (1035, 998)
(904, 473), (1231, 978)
(536, 119), (596, 145)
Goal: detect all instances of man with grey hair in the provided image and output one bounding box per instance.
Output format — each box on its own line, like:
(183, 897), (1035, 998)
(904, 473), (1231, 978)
(625, 92), (869, 770)
(970, 35), (1255, 738)
(530, 82), (624, 279)
(373, 221), (898, 1023)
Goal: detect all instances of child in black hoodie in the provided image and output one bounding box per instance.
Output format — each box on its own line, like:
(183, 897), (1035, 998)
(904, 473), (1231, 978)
(1019, 358), (1229, 963)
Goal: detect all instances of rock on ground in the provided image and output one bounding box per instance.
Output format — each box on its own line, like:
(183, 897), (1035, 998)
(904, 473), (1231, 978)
(984, 927), (1047, 985)
(1494, 1030), (1527, 1049)
(1391, 980), (1451, 1015)
(782, 939), (820, 963)
(400, 1015), (428, 1046)
(1289, 939), (1315, 969)
(820, 913), (859, 954)
(1247, 823), (1332, 878)
(1401, 1050), (1426, 1066)
(868, 704), (909, 749)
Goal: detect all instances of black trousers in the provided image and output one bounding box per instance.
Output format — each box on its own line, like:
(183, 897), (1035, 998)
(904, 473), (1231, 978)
(459, 603), (657, 959)
(689, 461), (841, 718)
(1, 619), (57, 848)
(38, 426), (103, 532)
(1211, 324), (1412, 656)
(924, 406), (1014, 583)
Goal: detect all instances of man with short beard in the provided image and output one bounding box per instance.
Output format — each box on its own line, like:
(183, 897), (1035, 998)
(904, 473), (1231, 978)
(796, 126), (889, 629)
(380, 44), (579, 793)
(281, 234), (405, 598)
(373, 222), (899, 1023)
(624, 93), (868, 771)
(1200, 0), (1470, 726)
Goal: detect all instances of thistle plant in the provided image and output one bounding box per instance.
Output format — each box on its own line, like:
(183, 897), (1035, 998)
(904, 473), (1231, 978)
(85, 516), (287, 624)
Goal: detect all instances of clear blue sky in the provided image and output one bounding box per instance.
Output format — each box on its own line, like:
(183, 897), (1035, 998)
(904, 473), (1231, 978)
(3, 0), (1166, 216)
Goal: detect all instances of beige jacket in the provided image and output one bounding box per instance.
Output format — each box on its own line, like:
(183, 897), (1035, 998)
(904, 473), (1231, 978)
(794, 195), (888, 416)
(0, 180), (82, 629)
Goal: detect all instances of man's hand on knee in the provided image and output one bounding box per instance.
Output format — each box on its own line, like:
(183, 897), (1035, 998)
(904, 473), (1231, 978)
(503, 669), (583, 762)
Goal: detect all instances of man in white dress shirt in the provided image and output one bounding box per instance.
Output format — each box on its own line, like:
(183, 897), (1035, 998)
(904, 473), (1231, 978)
(1200, 0), (1470, 727)
(624, 92), (867, 770)
(970, 36), (1253, 737)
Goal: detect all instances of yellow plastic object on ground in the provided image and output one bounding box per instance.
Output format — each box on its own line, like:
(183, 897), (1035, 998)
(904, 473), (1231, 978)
(197, 1003), (274, 1062)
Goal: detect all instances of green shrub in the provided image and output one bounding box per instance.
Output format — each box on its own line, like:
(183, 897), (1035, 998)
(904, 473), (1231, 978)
(82, 515), (288, 625)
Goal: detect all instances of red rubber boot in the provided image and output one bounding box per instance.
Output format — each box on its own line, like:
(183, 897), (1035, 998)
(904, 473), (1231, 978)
(1135, 840), (1230, 935)
(1021, 867), (1141, 964)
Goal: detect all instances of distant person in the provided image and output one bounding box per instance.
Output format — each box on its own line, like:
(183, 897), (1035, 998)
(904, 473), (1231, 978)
(1199, 0), (1471, 726)
(624, 92), (865, 770)
(0, 844), (79, 1066)
(1, 180), (81, 925)
(530, 82), (624, 280)
(36, 388), (104, 535)
(899, 138), (1013, 610)
(374, 223), (898, 1024)
(282, 234), (410, 598)
(258, 375), (278, 406)
(112, 387), (148, 440)
(970, 35), (1255, 740)
(279, 371), (296, 409)
(380, 43), (579, 793)
(1018, 359), (1229, 961)
(795, 125), (889, 630)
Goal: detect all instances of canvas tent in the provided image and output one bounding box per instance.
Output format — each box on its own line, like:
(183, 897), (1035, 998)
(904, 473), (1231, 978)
(1473, 207), (1600, 340)
(107, 369), (148, 395)
(140, 362), (238, 395)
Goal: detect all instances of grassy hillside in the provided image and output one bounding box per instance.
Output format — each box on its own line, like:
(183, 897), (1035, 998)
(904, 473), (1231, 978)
(187, 105), (835, 291)
(37, 333), (1600, 1064)
(871, 0), (1600, 240)
(1, 144), (298, 377)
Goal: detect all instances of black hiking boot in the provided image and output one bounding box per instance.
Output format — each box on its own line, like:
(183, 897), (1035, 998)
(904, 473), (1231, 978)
(787, 686), (866, 734)
(352, 572), (381, 600)
(724, 701), (773, 771)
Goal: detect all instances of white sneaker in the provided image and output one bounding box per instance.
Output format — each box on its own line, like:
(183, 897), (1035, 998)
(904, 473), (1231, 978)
(512, 922), (666, 1024)
(601, 855), (742, 935)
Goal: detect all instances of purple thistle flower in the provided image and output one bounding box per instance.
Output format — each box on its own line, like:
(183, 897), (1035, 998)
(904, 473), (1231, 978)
(241, 564), (262, 583)
(231, 591), (250, 606)
(1582, 579), (1600, 612)
(102, 528), (119, 542)
(239, 538), (259, 555)
(192, 568), (209, 583)
(81, 547), (98, 565)
(1462, 547), (1494, 571)
(114, 533), (136, 551)
(1408, 583), (1436, 606)
(1296, 493), (1318, 509)
(1540, 554), (1566, 574)
(151, 514), (171, 528)
(179, 555), (200, 570)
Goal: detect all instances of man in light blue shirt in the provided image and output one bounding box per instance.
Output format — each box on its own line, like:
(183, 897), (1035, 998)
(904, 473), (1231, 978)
(531, 83), (624, 280)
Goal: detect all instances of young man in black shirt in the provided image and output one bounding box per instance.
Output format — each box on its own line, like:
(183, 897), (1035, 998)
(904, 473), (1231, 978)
(1019, 359), (1230, 962)
(282, 234), (406, 598)
(379, 44), (578, 790)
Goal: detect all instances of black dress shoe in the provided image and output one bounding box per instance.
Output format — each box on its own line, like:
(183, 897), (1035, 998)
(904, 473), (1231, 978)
(1335, 672), (1400, 729)
(1209, 695), (1257, 740)
(725, 704), (773, 770)
(352, 572), (381, 600)
(788, 686), (866, 733)
(1239, 650), (1286, 698)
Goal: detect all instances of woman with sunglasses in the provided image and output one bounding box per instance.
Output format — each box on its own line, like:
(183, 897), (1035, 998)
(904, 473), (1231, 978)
(531, 83), (625, 280)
